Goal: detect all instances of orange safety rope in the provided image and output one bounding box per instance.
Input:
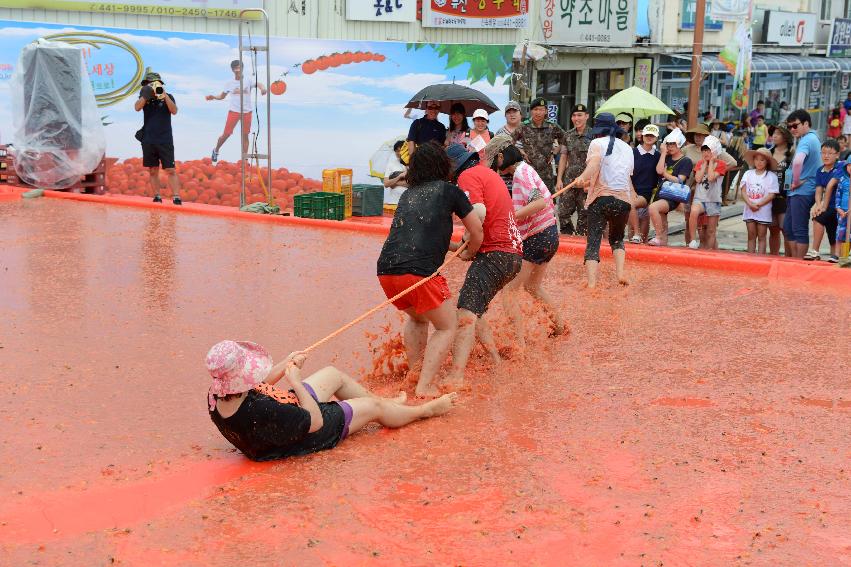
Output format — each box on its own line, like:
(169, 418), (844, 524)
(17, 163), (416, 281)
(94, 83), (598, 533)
(303, 241), (469, 353)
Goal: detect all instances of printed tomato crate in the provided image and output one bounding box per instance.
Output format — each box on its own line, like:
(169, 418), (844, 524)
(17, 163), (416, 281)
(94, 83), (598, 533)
(293, 191), (345, 221)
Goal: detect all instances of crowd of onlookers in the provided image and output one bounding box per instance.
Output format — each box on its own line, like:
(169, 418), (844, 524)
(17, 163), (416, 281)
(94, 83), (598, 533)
(398, 97), (849, 264)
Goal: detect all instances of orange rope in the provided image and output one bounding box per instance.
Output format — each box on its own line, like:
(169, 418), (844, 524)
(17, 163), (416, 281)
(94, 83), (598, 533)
(303, 241), (469, 353)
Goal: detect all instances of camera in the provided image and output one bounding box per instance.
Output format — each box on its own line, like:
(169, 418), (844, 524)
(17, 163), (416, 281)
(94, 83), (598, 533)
(150, 80), (165, 100)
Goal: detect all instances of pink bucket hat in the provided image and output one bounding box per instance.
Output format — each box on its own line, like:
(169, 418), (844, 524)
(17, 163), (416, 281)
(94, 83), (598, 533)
(206, 340), (272, 410)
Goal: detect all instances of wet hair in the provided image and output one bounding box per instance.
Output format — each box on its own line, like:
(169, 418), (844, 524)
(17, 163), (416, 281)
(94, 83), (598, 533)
(393, 140), (405, 152)
(822, 139), (840, 152)
(497, 145), (524, 172)
(406, 142), (451, 187)
(230, 59), (242, 69)
(786, 109), (811, 126)
(449, 102), (470, 133)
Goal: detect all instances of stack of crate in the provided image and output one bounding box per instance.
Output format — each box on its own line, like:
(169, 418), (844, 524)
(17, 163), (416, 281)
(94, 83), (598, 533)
(0, 148), (107, 194)
(0, 146), (19, 186)
(70, 158), (107, 195)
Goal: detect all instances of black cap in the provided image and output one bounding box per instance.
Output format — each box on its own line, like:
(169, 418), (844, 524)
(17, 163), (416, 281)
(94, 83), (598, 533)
(571, 103), (588, 114)
(529, 97), (547, 109)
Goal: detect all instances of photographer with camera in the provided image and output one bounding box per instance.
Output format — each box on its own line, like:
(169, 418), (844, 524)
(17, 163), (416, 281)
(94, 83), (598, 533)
(134, 71), (182, 205)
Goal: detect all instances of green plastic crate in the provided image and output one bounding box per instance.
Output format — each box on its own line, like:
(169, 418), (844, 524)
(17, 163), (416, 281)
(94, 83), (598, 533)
(293, 191), (345, 221)
(351, 184), (384, 217)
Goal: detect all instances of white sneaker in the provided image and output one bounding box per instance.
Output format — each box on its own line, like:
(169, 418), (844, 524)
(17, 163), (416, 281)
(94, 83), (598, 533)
(688, 240), (700, 249)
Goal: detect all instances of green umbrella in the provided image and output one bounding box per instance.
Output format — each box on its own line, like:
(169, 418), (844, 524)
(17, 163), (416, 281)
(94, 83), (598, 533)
(595, 86), (674, 120)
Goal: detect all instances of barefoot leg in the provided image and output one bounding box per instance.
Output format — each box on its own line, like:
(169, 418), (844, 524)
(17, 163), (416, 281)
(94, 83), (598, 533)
(447, 309), (477, 387)
(343, 392), (459, 435)
(414, 300), (456, 398)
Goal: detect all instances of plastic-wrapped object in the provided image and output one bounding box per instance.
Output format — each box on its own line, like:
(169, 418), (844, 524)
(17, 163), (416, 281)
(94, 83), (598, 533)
(11, 39), (106, 189)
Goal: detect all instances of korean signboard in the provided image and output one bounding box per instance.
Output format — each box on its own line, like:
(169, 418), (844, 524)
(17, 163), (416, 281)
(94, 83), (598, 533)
(763, 11), (816, 46)
(421, 0), (528, 28)
(347, 0), (417, 21)
(680, 0), (722, 31)
(0, 0), (262, 18)
(633, 57), (653, 91)
(541, 0), (636, 46)
(828, 18), (851, 57)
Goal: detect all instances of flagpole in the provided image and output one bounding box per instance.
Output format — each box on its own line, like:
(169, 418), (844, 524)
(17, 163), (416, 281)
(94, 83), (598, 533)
(688, 0), (706, 128)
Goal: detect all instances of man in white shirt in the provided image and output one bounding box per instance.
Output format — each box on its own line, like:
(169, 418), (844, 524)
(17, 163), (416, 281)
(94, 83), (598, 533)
(383, 140), (408, 205)
(206, 60), (267, 162)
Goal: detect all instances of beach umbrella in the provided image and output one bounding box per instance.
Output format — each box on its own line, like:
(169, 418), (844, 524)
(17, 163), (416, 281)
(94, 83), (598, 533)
(406, 83), (499, 115)
(594, 86), (674, 120)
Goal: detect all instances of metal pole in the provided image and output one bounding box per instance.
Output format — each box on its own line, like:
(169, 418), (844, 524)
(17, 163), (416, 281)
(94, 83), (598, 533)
(688, 0), (706, 128)
(237, 8), (271, 208)
(238, 24), (245, 209)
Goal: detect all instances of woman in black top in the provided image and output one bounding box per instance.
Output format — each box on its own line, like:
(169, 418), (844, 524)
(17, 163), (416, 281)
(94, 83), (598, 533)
(207, 340), (458, 461)
(377, 142), (483, 397)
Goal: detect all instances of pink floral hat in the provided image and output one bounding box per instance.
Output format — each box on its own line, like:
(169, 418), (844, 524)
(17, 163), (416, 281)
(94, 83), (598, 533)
(206, 340), (272, 411)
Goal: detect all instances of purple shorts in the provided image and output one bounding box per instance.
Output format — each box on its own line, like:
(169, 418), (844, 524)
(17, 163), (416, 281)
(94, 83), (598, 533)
(301, 382), (354, 440)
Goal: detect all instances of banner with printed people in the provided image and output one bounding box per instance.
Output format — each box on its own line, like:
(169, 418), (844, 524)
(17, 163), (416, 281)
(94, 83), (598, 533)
(0, 19), (512, 206)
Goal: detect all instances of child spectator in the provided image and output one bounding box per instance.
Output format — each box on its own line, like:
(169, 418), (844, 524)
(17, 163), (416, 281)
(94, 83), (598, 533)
(806, 139), (842, 262)
(740, 148), (779, 254)
(828, 108), (842, 139)
(686, 135), (727, 249)
(752, 115), (769, 149)
(836, 163), (850, 261)
(839, 135), (851, 160)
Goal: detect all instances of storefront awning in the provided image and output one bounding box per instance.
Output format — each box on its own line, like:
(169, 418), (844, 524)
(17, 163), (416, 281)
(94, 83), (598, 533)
(662, 54), (840, 74)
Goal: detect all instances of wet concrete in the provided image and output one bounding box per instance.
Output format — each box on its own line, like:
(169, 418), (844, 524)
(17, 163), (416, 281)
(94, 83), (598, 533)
(0, 198), (849, 565)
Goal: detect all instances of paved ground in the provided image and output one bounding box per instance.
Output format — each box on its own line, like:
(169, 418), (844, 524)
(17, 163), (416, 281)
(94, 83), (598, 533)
(1, 198), (849, 566)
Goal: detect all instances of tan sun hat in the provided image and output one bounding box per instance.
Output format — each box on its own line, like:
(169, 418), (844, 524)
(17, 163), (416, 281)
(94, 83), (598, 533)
(744, 147), (780, 171)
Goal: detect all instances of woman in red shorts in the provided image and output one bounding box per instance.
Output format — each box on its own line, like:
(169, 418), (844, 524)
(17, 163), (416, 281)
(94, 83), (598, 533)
(377, 142), (483, 397)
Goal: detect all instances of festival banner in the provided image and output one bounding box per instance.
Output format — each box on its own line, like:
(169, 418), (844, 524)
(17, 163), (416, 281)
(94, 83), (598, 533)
(421, 0), (528, 28)
(0, 0), (262, 18)
(0, 20), (511, 194)
(719, 22), (751, 110)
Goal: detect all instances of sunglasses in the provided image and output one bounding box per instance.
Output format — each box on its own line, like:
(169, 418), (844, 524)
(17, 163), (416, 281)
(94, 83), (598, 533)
(787, 122), (801, 129)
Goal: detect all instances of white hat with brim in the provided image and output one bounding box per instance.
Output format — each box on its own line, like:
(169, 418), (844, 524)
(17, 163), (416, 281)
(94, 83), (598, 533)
(663, 128), (686, 147)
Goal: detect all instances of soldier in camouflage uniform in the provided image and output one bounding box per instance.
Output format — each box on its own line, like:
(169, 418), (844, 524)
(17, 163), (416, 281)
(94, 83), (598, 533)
(559, 104), (592, 235)
(511, 97), (567, 201)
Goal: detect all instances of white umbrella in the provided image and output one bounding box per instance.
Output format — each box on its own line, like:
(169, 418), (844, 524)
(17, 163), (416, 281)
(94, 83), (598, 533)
(369, 135), (406, 179)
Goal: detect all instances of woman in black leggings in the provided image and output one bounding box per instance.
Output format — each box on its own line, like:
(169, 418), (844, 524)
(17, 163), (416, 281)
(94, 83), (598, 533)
(572, 113), (636, 288)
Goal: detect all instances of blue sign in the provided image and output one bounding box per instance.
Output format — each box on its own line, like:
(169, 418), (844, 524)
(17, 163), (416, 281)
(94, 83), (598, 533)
(829, 18), (851, 57)
(680, 0), (723, 31)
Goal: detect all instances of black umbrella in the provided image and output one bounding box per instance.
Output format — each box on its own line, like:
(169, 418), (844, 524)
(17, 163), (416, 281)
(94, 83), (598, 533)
(406, 83), (499, 115)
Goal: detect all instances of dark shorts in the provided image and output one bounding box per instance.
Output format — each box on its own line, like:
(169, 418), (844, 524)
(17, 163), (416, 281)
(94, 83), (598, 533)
(635, 187), (655, 203)
(457, 251), (522, 317)
(522, 224), (560, 264)
(301, 382), (354, 440)
(142, 143), (176, 169)
(661, 198), (681, 211)
(813, 207), (838, 245)
(783, 193), (816, 244)
(772, 193), (787, 216)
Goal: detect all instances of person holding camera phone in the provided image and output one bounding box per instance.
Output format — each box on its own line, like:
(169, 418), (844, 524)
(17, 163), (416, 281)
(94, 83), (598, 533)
(134, 71), (182, 205)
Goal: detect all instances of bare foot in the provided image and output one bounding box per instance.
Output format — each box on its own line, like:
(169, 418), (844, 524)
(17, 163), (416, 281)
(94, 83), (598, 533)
(425, 392), (459, 417)
(487, 348), (502, 366)
(414, 384), (441, 398)
(548, 321), (566, 337)
(618, 276), (629, 286)
(442, 369), (465, 391)
(392, 391), (407, 404)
